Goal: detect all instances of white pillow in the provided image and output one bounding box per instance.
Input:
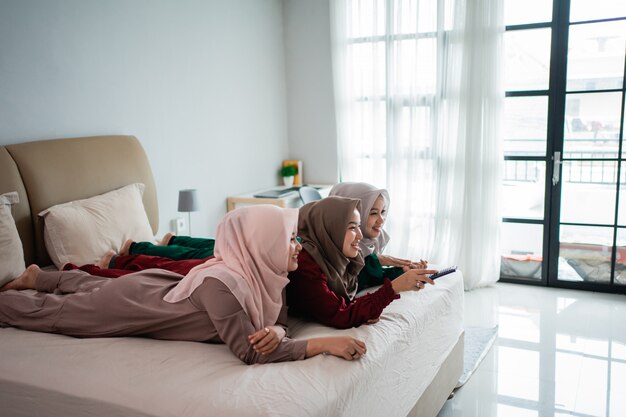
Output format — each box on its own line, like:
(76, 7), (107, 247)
(39, 183), (155, 268)
(0, 192), (25, 286)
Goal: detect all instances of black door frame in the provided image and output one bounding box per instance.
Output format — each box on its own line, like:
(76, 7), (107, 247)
(500, 0), (626, 295)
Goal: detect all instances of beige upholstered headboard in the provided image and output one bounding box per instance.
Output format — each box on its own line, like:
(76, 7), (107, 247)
(0, 135), (158, 267)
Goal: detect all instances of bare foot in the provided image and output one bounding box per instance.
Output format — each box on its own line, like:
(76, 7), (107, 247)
(0, 264), (40, 292)
(158, 232), (174, 246)
(97, 250), (116, 269)
(119, 239), (133, 256)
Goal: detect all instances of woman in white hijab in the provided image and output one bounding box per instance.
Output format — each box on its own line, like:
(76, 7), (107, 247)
(330, 182), (428, 291)
(1, 205), (366, 363)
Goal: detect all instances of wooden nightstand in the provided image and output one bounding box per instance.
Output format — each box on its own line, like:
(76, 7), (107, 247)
(227, 185), (331, 212)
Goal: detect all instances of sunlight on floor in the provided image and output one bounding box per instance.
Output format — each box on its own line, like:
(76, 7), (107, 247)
(438, 283), (626, 417)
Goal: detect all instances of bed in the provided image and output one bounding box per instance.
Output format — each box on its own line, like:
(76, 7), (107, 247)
(0, 135), (464, 417)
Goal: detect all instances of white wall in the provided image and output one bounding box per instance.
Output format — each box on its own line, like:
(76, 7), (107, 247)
(283, 0), (339, 184)
(0, 0), (290, 237)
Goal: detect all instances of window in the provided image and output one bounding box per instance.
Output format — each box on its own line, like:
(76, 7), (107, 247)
(500, 0), (626, 292)
(339, 0), (441, 186)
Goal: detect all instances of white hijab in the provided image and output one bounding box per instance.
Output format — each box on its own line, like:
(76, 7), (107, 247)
(329, 182), (391, 257)
(164, 205), (298, 330)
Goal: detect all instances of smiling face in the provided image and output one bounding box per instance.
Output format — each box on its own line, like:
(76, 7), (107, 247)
(366, 195), (386, 238)
(287, 232), (302, 271)
(342, 209), (363, 258)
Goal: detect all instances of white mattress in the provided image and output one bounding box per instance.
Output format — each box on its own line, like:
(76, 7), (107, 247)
(0, 271), (463, 417)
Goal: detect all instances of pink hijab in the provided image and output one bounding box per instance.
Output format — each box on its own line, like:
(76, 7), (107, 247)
(164, 205), (298, 330)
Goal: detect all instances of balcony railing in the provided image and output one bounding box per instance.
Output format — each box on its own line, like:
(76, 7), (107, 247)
(504, 138), (621, 185)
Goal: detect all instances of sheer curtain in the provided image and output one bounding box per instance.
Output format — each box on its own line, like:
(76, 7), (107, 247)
(330, 0), (504, 290)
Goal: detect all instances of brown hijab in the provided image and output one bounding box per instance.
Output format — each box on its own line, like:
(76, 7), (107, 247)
(298, 196), (365, 301)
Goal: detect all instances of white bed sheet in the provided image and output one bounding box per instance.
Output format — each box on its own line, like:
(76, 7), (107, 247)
(0, 271), (463, 417)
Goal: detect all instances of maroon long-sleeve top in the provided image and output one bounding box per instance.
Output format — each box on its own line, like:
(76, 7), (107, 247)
(286, 249), (399, 329)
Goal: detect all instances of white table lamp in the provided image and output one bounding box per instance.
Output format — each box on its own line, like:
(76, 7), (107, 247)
(178, 189), (199, 235)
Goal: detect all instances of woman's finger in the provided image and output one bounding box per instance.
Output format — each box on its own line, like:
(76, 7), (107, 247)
(417, 275), (435, 285)
(354, 344), (366, 356)
(259, 338), (279, 354)
(415, 270), (437, 284)
(411, 260), (427, 269)
(267, 339), (280, 352)
(249, 327), (273, 345)
(349, 348), (361, 360)
(254, 328), (276, 349)
(254, 334), (274, 350)
(247, 330), (263, 344)
(395, 258), (412, 267)
(254, 340), (272, 353)
(354, 339), (367, 351)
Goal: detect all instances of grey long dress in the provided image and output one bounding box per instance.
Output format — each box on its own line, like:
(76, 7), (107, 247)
(0, 269), (306, 364)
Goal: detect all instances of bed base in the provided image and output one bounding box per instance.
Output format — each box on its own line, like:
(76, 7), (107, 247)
(408, 331), (464, 417)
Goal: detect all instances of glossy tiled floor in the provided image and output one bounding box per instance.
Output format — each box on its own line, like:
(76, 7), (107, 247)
(437, 283), (626, 417)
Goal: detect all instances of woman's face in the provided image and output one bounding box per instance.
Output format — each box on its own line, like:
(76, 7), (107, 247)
(366, 196), (386, 238)
(342, 209), (363, 258)
(288, 232), (302, 272)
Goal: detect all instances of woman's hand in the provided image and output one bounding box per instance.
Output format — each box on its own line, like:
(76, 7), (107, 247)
(378, 254), (413, 268)
(379, 254), (428, 271)
(305, 337), (367, 360)
(248, 326), (286, 355)
(413, 259), (429, 269)
(391, 269), (437, 294)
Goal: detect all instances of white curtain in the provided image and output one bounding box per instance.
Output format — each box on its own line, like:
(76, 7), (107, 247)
(330, 0), (504, 290)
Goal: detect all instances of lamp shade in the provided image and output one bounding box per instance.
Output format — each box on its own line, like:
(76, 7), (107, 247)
(178, 189), (199, 212)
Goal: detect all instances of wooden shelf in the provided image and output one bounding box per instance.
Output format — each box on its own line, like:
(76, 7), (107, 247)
(227, 185), (331, 212)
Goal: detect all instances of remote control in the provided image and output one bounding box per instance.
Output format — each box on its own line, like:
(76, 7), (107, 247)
(429, 265), (457, 280)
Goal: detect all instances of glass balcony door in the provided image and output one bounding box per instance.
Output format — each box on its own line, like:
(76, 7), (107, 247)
(500, 0), (626, 293)
(549, 3), (626, 290)
(500, 0), (554, 286)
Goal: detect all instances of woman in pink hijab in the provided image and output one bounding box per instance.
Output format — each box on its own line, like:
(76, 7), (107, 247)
(0, 205), (366, 364)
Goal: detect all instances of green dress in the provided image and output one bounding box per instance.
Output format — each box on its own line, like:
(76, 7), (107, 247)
(130, 236), (215, 260)
(357, 253), (404, 292)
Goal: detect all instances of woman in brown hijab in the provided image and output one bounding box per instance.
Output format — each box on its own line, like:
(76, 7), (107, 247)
(287, 196), (436, 329)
